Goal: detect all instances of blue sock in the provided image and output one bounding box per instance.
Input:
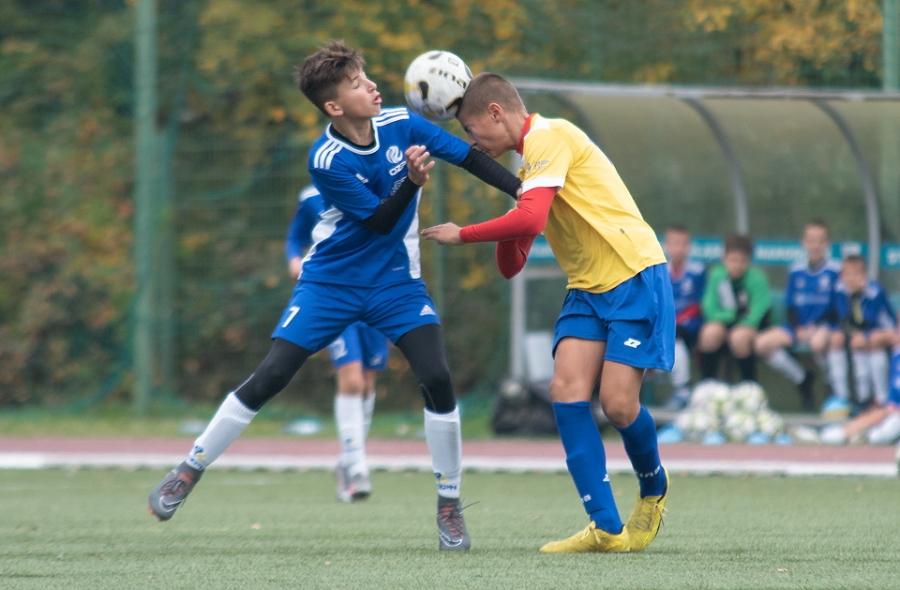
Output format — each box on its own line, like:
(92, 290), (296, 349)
(553, 401), (622, 534)
(615, 405), (666, 497)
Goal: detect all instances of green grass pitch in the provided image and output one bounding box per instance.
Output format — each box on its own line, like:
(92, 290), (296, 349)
(1, 469), (898, 589)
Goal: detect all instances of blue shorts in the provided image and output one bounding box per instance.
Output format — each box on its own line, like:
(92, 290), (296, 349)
(328, 322), (389, 371)
(272, 280), (439, 353)
(553, 263), (675, 371)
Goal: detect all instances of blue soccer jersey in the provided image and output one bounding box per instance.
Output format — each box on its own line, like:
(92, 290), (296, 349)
(286, 185), (326, 262)
(833, 279), (897, 332)
(784, 260), (840, 328)
(303, 107), (470, 287)
(670, 260), (706, 336)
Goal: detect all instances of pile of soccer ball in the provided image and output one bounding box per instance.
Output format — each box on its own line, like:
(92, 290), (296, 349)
(668, 380), (787, 444)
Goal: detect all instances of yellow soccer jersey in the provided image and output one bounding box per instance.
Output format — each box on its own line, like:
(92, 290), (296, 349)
(517, 114), (665, 293)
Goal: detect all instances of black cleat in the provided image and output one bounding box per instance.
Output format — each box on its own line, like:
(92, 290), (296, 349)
(798, 370), (815, 412)
(148, 462), (202, 521)
(436, 496), (471, 551)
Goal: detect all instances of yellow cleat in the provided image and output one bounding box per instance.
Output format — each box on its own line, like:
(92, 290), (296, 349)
(539, 521), (631, 553)
(625, 467), (669, 552)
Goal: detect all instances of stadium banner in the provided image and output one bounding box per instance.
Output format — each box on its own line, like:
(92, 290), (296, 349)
(526, 235), (900, 268)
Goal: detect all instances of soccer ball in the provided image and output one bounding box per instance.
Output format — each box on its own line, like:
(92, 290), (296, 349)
(729, 380), (767, 414)
(724, 411), (757, 442)
(689, 380), (730, 414)
(755, 409), (785, 437)
(404, 50), (472, 121)
(675, 409), (718, 440)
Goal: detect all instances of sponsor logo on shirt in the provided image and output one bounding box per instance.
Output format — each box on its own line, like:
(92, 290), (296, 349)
(386, 145), (403, 164)
(525, 159), (549, 174)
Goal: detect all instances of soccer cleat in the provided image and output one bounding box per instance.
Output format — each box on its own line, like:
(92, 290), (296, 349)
(702, 430), (726, 445)
(867, 412), (900, 445)
(436, 496), (471, 551)
(821, 396), (850, 421)
(656, 425), (684, 444)
(539, 521), (630, 553)
(148, 462), (202, 521)
(335, 464), (372, 503)
(819, 423), (847, 445)
(625, 467), (668, 552)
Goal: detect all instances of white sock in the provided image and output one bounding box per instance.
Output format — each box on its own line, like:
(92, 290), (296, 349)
(670, 338), (691, 390)
(334, 393), (367, 474)
(852, 351), (872, 403)
(869, 350), (890, 405)
(766, 349), (805, 384)
(363, 390), (376, 439)
(187, 392), (256, 470)
(828, 349), (849, 400)
(424, 407), (462, 499)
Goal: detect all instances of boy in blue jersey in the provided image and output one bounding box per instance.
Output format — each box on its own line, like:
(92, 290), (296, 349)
(824, 255), (898, 418)
(661, 224), (706, 410)
(148, 41), (522, 552)
(755, 220), (839, 411)
(287, 184), (389, 502)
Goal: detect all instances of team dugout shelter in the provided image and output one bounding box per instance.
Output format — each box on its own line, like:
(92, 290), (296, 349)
(506, 80), (900, 392)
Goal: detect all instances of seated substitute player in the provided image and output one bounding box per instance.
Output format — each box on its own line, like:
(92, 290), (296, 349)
(754, 219), (839, 411)
(697, 234), (772, 383)
(823, 254), (898, 418)
(148, 41), (522, 552)
(660, 223), (706, 411)
(819, 341), (900, 444)
(423, 72), (673, 554)
(287, 184), (389, 502)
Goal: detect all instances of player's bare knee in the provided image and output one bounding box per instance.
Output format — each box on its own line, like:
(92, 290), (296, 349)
(600, 397), (638, 428)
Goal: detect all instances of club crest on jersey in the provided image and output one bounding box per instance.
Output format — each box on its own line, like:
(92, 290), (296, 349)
(386, 146), (403, 164)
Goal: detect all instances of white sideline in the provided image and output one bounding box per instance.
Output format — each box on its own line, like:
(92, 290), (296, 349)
(0, 452), (895, 477)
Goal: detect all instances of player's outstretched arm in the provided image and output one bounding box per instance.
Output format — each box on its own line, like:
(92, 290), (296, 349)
(422, 186), (555, 246)
(495, 236), (535, 279)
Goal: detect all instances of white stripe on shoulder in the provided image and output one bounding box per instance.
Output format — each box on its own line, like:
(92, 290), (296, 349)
(313, 141), (342, 170)
(298, 185), (320, 203)
(788, 260), (805, 272)
(375, 107), (408, 119)
(825, 259), (841, 272)
(522, 176), (565, 193)
(374, 112), (409, 127)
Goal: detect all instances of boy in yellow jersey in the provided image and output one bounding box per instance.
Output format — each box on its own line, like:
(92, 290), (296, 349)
(422, 73), (674, 553)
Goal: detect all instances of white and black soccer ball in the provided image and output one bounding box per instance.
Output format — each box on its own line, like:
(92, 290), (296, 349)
(404, 50), (472, 122)
(724, 411), (757, 442)
(675, 409), (718, 440)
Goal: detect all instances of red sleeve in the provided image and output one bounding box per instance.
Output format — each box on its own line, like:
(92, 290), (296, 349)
(495, 236), (535, 279)
(459, 186), (555, 244)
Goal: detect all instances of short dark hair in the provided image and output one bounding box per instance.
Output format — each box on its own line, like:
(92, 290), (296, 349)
(457, 72), (525, 120)
(842, 253), (867, 270)
(724, 234), (753, 256)
(294, 40), (366, 115)
(804, 218), (830, 237)
(665, 223), (690, 236)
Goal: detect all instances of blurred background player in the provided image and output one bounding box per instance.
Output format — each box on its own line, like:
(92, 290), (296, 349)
(286, 184), (389, 502)
(661, 224), (706, 410)
(148, 41), (523, 552)
(754, 219), (838, 411)
(698, 234), (772, 384)
(424, 72), (672, 554)
(823, 254), (898, 419)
